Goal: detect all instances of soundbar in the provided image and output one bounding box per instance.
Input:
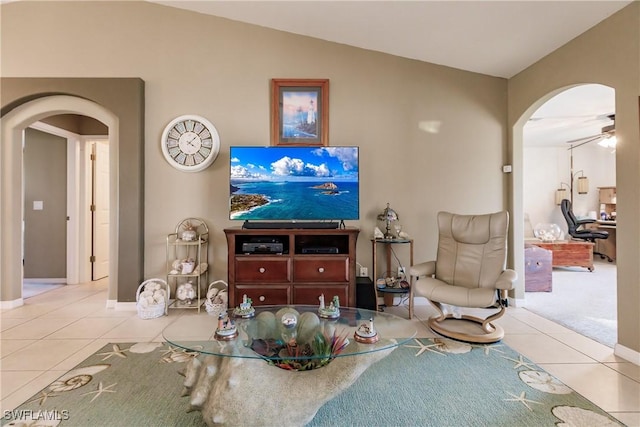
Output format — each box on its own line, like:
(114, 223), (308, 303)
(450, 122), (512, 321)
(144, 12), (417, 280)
(242, 221), (339, 230)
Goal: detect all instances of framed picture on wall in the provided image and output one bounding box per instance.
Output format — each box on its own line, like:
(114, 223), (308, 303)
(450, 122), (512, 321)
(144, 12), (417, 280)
(271, 78), (329, 146)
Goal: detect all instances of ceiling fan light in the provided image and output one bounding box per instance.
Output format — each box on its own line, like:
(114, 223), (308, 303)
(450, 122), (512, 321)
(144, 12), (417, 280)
(598, 135), (617, 148)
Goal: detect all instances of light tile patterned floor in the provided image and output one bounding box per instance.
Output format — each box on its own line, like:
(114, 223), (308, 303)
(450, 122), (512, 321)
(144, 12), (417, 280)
(1, 279), (638, 426)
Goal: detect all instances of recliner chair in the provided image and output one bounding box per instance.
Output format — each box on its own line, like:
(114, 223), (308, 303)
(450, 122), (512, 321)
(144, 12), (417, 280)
(409, 211), (516, 343)
(560, 199), (611, 262)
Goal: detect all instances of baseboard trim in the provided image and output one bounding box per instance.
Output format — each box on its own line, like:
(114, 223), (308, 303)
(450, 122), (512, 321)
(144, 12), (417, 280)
(114, 301), (137, 311)
(0, 298), (24, 309)
(614, 343), (640, 366)
(23, 278), (66, 284)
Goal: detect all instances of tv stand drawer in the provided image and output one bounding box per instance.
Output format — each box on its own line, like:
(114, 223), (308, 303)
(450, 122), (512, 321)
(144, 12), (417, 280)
(234, 257), (290, 282)
(293, 258), (349, 282)
(235, 286), (289, 306)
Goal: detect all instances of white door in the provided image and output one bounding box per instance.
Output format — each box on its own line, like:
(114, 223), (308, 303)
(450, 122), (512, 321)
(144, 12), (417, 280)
(92, 140), (109, 280)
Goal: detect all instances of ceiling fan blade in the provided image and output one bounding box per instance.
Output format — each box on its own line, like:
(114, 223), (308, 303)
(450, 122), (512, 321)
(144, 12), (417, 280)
(566, 135), (603, 149)
(566, 134), (603, 144)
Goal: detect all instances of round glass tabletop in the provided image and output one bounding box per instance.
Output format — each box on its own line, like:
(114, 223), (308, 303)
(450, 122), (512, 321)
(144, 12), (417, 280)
(163, 305), (416, 369)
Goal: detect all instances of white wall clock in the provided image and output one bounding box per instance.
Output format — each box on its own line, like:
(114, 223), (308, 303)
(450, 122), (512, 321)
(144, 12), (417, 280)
(161, 115), (220, 172)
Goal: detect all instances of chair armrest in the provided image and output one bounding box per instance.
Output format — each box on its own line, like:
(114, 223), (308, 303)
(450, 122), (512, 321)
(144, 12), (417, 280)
(495, 269), (517, 290)
(576, 218), (596, 226)
(409, 261), (435, 278)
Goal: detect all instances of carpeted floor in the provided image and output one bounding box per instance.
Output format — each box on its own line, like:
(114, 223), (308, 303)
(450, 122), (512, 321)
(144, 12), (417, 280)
(3, 341), (622, 427)
(525, 259), (617, 347)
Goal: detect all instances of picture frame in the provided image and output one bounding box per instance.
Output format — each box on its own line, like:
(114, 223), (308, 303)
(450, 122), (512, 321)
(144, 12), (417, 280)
(271, 78), (329, 146)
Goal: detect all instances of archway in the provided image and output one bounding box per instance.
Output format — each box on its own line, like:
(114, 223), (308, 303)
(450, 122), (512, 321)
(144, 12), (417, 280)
(1, 95), (118, 307)
(511, 83), (617, 346)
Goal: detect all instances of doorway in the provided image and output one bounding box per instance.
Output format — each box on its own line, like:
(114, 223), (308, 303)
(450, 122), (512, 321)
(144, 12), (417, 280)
(26, 119), (110, 287)
(1, 95), (119, 307)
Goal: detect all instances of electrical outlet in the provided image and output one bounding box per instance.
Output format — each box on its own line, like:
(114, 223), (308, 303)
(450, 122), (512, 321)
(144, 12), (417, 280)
(398, 266), (406, 277)
(359, 267), (368, 277)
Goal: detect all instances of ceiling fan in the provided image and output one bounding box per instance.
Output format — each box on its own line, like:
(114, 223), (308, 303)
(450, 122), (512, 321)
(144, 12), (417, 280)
(566, 113), (616, 148)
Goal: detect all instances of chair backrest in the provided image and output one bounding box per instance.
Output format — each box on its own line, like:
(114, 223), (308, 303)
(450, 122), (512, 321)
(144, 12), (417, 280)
(435, 211), (509, 289)
(560, 199), (578, 234)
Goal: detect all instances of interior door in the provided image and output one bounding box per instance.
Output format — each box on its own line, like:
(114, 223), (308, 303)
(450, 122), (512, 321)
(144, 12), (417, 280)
(92, 140), (109, 280)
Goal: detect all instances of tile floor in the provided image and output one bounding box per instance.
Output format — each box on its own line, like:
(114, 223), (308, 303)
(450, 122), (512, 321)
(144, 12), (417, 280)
(1, 279), (639, 426)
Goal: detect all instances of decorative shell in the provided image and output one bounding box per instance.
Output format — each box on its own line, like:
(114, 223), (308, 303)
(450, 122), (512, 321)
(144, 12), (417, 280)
(432, 338), (472, 354)
(518, 370), (572, 394)
(129, 342), (163, 354)
(48, 364), (110, 392)
(552, 406), (620, 427)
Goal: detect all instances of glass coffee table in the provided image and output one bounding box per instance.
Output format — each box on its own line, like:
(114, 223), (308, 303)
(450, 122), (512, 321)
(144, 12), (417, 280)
(163, 305), (416, 426)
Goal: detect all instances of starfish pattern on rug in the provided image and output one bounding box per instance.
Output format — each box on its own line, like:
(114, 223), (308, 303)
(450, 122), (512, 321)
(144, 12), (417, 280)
(404, 338), (446, 356)
(472, 343), (506, 355)
(81, 381), (117, 402)
(502, 354), (537, 370)
(96, 344), (128, 360)
(25, 390), (60, 406)
(503, 391), (543, 411)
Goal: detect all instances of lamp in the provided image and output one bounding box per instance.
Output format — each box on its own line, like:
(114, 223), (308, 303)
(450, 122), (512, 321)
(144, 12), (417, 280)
(377, 203), (399, 239)
(555, 183), (570, 205)
(561, 144), (589, 205)
(576, 175), (589, 194)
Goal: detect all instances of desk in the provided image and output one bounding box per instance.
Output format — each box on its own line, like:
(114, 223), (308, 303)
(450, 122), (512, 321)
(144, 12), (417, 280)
(586, 221), (616, 261)
(531, 240), (594, 271)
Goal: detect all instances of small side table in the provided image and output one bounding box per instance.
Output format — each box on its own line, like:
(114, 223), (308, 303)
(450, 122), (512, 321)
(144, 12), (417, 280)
(371, 238), (414, 318)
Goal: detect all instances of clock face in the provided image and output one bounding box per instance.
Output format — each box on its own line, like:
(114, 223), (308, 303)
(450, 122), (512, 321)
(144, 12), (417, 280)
(161, 115), (220, 172)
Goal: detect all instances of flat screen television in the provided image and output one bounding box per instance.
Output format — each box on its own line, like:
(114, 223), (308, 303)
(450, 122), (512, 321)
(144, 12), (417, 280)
(229, 146), (359, 227)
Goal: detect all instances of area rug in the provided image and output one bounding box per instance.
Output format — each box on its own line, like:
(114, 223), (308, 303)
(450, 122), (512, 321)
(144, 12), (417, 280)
(3, 340), (622, 427)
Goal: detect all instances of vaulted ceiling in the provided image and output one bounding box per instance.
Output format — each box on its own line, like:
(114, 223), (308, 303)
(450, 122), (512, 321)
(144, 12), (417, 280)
(151, 1), (628, 146)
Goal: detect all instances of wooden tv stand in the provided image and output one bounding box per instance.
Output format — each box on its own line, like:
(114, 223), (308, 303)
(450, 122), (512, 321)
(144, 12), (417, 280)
(224, 227), (359, 307)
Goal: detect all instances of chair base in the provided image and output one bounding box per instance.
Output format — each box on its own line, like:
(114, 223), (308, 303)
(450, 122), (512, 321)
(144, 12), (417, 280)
(427, 315), (505, 344)
(594, 251), (614, 263)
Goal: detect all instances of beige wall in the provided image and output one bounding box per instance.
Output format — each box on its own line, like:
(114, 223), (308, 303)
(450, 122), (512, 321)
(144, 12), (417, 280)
(509, 2), (640, 355)
(0, 0), (507, 298)
(23, 128), (67, 279)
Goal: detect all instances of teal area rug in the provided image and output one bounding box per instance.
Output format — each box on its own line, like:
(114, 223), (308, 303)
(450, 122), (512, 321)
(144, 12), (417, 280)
(3, 340), (621, 427)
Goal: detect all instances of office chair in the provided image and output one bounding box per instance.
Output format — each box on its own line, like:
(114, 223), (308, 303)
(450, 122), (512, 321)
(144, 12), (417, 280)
(409, 211), (516, 343)
(560, 199), (612, 262)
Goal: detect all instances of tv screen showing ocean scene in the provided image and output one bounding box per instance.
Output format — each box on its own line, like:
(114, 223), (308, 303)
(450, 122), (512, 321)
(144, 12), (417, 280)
(229, 146), (359, 220)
